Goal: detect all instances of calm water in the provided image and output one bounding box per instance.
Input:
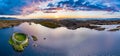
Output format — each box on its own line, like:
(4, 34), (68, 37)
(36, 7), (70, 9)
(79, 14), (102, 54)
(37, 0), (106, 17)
(0, 22), (120, 56)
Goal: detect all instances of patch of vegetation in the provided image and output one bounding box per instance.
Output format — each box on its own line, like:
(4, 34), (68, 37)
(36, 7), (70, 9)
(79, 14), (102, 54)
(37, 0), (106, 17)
(9, 33), (28, 52)
(14, 33), (26, 41)
(39, 21), (61, 28)
(13, 45), (24, 51)
(9, 37), (14, 45)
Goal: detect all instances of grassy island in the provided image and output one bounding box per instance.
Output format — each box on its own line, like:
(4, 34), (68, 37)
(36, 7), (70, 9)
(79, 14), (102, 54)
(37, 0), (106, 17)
(9, 33), (28, 52)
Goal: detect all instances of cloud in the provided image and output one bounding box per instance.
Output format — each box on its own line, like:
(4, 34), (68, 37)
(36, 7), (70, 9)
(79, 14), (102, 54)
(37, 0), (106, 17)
(0, 0), (47, 15)
(0, 0), (27, 15)
(49, 0), (120, 11)
(0, 0), (120, 15)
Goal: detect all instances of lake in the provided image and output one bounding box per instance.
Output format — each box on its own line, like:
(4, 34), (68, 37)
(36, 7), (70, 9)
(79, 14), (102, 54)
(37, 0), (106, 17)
(0, 22), (120, 56)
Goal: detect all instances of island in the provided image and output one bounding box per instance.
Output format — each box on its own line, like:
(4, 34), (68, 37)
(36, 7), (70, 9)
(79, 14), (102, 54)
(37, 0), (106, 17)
(9, 32), (28, 52)
(108, 26), (120, 31)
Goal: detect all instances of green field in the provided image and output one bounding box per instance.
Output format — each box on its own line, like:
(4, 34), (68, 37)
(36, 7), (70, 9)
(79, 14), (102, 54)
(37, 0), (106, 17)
(14, 33), (26, 41)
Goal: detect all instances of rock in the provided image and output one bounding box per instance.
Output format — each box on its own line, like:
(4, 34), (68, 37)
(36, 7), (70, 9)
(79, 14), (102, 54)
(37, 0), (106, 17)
(108, 28), (119, 31)
(94, 28), (106, 31)
(117, 26), (120, 29)
(32, 35), (38, 41)
(29, 22), (32, 25)
(43, 38), (46, 40)
(33, 44), (38, 47)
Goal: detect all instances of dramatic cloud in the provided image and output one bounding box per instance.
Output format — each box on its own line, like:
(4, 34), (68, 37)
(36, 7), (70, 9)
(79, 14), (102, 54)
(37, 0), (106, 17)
(0, 0), (27, 15)
(48, 0), (120, 11)
(0, 0), (120, 15)
(0, 0), (47, 15)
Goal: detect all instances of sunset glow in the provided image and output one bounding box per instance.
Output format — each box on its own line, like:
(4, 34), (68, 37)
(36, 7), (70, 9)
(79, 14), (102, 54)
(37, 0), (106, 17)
(1, 10), (120, 19)
(0, 0), (120, 19)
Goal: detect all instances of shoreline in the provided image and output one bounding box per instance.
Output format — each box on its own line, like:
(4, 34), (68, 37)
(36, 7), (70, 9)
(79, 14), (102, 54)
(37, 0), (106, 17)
(0, 19), (120, 30)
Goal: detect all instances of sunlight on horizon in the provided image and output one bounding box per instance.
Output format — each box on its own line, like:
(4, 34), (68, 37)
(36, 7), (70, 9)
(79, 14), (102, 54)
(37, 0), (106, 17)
(0, 10), (120, 19)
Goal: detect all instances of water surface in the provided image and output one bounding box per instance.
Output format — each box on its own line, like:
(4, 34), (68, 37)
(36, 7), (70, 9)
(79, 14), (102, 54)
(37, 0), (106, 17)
(0, 22), (120, 56)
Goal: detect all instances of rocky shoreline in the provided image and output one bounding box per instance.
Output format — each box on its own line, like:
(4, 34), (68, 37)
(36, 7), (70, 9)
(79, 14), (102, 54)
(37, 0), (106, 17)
(0, 19), (120, 31)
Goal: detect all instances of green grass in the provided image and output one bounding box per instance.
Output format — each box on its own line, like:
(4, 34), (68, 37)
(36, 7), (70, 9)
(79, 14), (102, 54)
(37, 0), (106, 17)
(14, 33), (26, 41)
(8, 37), (24, 51)
(39, 21), (60, 28)
(9, 37), (14, 45)
(13, 45), (24, 52)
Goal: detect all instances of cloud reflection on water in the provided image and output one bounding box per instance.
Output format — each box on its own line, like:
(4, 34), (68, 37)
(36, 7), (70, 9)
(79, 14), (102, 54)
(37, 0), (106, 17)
(14, 22), (120, 56)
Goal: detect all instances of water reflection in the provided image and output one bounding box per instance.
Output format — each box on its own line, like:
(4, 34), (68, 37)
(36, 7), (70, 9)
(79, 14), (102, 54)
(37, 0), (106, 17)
(13, 22), (120, 56)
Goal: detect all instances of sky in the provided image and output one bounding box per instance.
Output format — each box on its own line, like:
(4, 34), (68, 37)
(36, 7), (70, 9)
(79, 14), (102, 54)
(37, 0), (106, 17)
(0, 0), (120, 19)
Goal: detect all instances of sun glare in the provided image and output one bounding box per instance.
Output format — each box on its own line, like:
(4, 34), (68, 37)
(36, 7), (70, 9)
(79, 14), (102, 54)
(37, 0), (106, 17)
(54, 15), (59, 18)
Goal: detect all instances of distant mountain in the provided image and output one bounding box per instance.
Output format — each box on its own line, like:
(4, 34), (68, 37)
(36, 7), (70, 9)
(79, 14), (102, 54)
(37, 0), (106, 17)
(0, 17), (17, 20)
